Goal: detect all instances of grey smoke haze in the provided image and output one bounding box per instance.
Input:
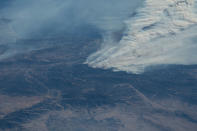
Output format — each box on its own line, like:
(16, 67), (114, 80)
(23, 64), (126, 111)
(0, 0), (144, 60)
(0, 0), (143, 39)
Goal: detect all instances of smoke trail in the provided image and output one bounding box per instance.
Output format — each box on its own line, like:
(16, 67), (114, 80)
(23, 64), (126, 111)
(86, 0), (197, 74)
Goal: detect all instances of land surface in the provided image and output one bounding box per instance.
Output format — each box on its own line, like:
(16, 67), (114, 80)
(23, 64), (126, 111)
(0, 27), (197, 131)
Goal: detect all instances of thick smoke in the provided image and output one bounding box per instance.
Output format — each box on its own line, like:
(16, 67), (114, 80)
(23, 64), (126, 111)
(86, 0), (197, 74)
